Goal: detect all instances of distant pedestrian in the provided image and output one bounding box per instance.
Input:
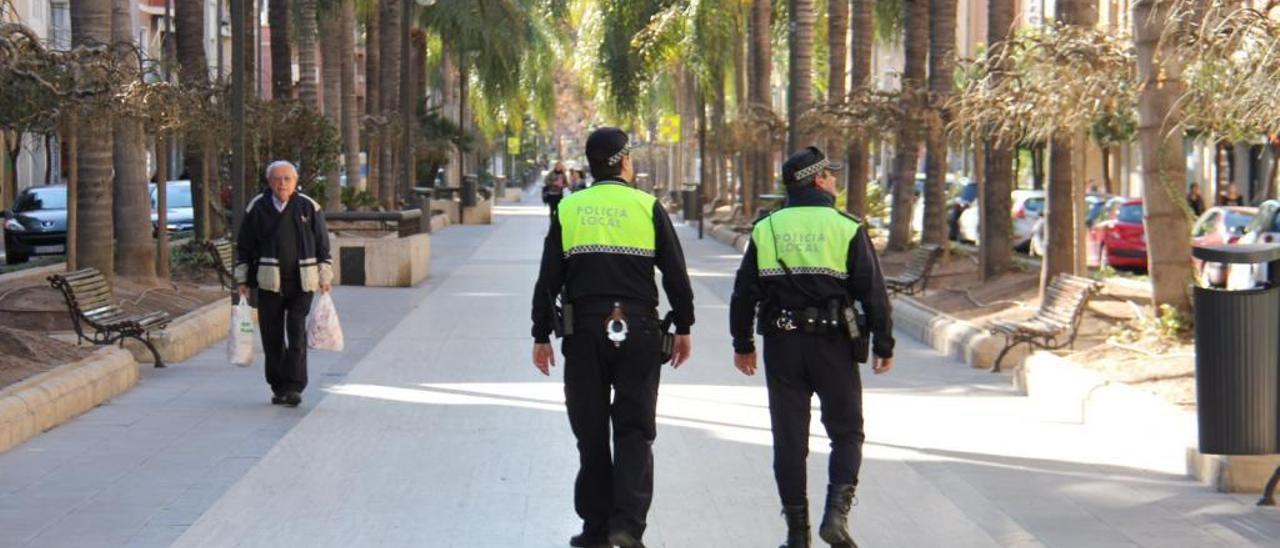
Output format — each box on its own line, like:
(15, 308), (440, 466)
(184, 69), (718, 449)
(571, 167), (590, 192)
(531, 127), (695, 548)
(1218, 183), (1245, 206)
(730, 146), (895, 548)
(543, 161), (569, 215)
(236, 161), (333, 407)
(1187, 183), (1205, 217)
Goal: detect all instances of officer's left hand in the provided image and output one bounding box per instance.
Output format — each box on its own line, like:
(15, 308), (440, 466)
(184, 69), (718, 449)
(532, 343), (556, 375)
(873, 356), (893, 375)
(733, 352), (757, 376)
(670, 335), (692, 369)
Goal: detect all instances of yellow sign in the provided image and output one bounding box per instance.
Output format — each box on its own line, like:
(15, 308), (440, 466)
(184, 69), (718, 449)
(507, 137), (521, 155)
(659, 114), (681, 144)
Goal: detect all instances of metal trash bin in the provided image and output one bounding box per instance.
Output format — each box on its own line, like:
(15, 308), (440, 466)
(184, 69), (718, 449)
(1192, 243), (1280, 455)
(461, 174), (478, 208)
(682, 183), (701, 222)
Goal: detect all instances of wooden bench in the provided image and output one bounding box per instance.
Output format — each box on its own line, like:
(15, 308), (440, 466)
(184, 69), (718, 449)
(886, 244), (943, 296)
(987, 273), (1103, 372)
(48, 268), (172, 368)
(202, 238), (236, 290)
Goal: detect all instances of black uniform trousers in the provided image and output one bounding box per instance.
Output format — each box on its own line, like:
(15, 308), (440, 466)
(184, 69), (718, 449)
(258, 277), (313, 395)
(763, 332), (865, 507)
(562, 313), (663, 539)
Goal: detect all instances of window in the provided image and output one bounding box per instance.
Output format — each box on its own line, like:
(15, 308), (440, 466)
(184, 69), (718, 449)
(1118, 204), (1144, 224)
(48, 1), (70, 50)
(1194, 212), (1218, 237)
(1225, 211), (1254, 236)
(16, 188), (68, 212)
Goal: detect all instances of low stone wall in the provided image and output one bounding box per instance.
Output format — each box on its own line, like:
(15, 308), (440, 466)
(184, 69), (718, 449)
(1187, 451), (1280, 494)
(430, 212), (451, 233)
(50, 299), (231, 365)
(431, 199), (461, 225)
(502, 188), (523, 202)
(892, 295), (1027, 369)
(462, 198), (493, 225)
(330, 233), (431, 287)
(0, 346), (137, 454)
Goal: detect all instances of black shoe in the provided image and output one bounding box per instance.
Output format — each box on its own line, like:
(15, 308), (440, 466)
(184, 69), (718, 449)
(271, 393), (287, 405)
(818, 484), (858, 548)
(779, 504), (811, 548)
(568, 532), (609, 548)
(607, 531), (646, 548)
(283, 391), (302, 407)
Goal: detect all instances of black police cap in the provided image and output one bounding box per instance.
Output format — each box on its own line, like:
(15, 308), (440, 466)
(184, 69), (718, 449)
(585, 127), (631, 172)
(782, 146), (844, 186)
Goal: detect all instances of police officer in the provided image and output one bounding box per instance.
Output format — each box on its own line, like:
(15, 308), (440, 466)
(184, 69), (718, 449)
(531, 127), (695, 548)
(729, 146), (894, 548)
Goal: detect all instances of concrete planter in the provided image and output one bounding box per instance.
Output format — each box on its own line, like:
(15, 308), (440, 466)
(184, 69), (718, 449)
(430, 199), (461, 225)
(0, 346), (137, 454)
(462, 198), (493, 225)
(50, 299), (232, 365)
(502, 188), (523, 202)
(892, 295), (1027, 369)
(330, 232), (431, 287)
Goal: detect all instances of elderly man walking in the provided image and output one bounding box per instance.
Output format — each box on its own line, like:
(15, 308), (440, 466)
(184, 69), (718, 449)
(235, 161), (334, 407)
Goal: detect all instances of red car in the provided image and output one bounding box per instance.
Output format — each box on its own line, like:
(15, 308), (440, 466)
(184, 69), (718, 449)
(1191, 206), (1257, 247)
(1088, 197), (1147, 270)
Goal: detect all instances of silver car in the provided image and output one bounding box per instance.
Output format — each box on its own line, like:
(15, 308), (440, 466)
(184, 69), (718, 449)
(957, 189), (1046, 251)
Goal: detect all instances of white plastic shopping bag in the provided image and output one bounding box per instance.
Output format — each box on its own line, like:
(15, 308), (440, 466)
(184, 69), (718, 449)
(307, 292), (345, 352)
(228, 300), (256, 367)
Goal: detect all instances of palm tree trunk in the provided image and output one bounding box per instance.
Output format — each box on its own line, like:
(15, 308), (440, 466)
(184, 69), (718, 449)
(70, 0), (114, 279)
(923, 0), (956, 248)
(980, 0), (1015, 279)
(320, 8), (342, 210)
(112, 0), (155, 282)
(378, 0), (400, 210)
(269, 0), (293, 99)
(828, 0), (848, 158)
(156, 133), (171, 278)
(1041, 0), (1095, 293)
(176, 0), (210, 238)
(1134, 0), (1193, 312)
(847, 0), (871, 217)
(297, 0), (319, 108)
(888, 0), (929, 250)
(711, 68), (727, 205)
(746, 0), (771, 221)
(732, 9), (747, 211)
(365, 3), (381, 201)
(340, 0), (361, 194)
(787, 0), (815, 153)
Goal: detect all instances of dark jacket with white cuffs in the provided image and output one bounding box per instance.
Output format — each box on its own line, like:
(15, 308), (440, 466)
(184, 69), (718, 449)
(235, 190), (334, 293)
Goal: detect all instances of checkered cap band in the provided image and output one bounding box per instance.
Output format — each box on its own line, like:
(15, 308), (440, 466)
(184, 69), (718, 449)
(793, 158), (829, 182)
(608, 143), (631, 166)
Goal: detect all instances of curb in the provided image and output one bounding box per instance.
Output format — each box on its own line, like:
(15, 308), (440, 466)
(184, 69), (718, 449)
(0, 346), (137, 454)
(51, 299), (231, 365)
(891, 295), (1027, 370)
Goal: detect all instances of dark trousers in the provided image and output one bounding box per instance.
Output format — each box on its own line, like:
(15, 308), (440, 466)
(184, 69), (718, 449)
(763, 333), (865, 507)
(257, 278), (313, 394)
(546, 193), (563, 215)
(561, 313), (662, 539)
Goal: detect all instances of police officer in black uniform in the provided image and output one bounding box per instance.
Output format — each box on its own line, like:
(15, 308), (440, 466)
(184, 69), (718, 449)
(730, 147), (895, 548)
(531, 127), (696, 548)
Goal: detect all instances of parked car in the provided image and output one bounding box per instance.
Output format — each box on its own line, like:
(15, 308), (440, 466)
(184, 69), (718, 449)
(1028, 193), (1112, 257)
(1088, 197), (1147, 270)
(1193, 206), (1258, 287)
(150, 180), (195, 233)
(956, 189), (1046, 251)
(2, 185), (68, 264)
(1238, 199), (1280, 245)
(1192, 206), (1256, 247)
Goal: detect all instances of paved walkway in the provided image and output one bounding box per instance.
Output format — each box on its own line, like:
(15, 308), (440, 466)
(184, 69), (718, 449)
(2, 196), (1278, 547)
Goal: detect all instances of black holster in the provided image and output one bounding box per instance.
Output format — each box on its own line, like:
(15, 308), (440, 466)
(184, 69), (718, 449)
(659, 311), (676, 364)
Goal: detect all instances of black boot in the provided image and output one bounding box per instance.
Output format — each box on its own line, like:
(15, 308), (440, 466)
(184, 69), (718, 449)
(818, 484), (858, 548)
(778, 504), (810, 548)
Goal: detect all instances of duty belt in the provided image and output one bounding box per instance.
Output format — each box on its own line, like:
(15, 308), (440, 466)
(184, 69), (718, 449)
(765, 306), (844, 335)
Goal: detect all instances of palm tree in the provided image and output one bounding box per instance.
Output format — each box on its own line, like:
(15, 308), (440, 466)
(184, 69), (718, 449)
(922, 0), (956, 247)
(829, 0), (848, 160)
(270, 0), (293, 99)
(176, 0), (211, 238)
(1134, 0), (1192, 312)
(1040, 0), (1095, 293)
(365, 2), (381, 201)
(298, 0), (320, 107)
(846, 0), (872, 217)
(70, 0), (114, 277)
(378, 0), (400, 209)
(787, 0), (815, 152)
(111, 0), (155, 281)
(746, 0), (771, 219)
(320, 1), (342, 209)
(340, 0), (362, 194)
(980, 0), (1014, 279)
(887, 0), (928, 250)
